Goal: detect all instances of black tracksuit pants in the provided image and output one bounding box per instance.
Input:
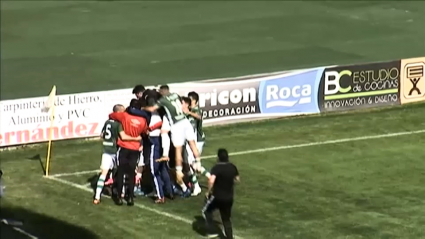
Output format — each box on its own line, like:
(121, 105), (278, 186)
(202, 195), (234, 239)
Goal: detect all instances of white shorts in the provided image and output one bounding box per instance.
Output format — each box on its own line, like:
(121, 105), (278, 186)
(186, 141), (205, 165)
(170, 119), (196, 147)
(100, 153), (117, 171)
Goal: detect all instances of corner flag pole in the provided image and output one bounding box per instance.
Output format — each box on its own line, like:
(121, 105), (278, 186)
(44, 85), (56, 177)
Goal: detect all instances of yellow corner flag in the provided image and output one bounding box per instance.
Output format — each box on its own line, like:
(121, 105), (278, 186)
(44, 85), (56, 176)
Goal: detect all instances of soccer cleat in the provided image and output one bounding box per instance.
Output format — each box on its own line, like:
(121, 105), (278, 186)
(173, 185), (182, 196)
(134, 187), (145, 197)
(191, 185), (202, 197)
(165, 194), (174, 200)
(93, 199), (100, 205)
(127, 197), (134, 206)
(206, 233), (219, 238)
(113, 195), (123, 206)
(104, 177), (114, 186)
(154, 198), (165, 204)
(181, 189), (191, 198)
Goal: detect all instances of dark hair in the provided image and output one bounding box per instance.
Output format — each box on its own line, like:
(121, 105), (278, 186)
(132, 85), (145, 94)
(217, 148), (229, 162)
(181, 96), (191, 105)
(143, 89), (160, 100)
(129, 99), (142, 109)
(159, 85), (169, 90)
(112, 104), (124, 112)
(188, 91), (199, 103)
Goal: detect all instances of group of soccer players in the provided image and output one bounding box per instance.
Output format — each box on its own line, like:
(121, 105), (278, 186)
(93, 84), (210, 206)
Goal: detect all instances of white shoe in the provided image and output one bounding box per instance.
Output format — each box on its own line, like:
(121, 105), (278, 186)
(191, 185), (202, 196)
(206, 233), (219, 238)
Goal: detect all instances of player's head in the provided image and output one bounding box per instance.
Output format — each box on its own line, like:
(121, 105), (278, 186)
(181, 96), (191, 110)
(112, 104), (125, 112)
(182, 96), (190, 107)
(159, 85), (170, 96)
(129, 99), (142, 109)
(188, 91), (199, 107)
(132, 85), (145, 99)
(217, 148), (229, 162)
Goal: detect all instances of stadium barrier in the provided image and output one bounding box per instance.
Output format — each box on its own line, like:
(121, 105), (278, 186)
(0, 57), (424, 148)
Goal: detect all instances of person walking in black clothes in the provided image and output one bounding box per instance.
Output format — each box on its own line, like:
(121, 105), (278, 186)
(202, 148), (239, 239)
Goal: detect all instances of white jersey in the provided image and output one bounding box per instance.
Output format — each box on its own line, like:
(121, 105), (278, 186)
(149, 111), (162, 137)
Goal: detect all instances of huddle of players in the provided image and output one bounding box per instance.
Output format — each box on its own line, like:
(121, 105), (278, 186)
(93, 84), (210, 205)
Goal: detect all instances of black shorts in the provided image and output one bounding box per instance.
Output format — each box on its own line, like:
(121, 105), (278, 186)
(202, 196), (233, 220)
(117, 147), (139, 168)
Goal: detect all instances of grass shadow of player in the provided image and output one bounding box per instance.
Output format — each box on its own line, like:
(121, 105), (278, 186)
(86, 174), (99, 193)
(27, 154), (46, 175)
(1, 206), (99, 239)
(192, 216), (226, 239)
(85, 174), (116, 198)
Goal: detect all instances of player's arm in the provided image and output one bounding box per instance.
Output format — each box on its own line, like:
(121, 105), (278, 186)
(149, 121), (162, 132)
(207, 175), (216, 196)
(117, 124), (141, 141)
(234, 165), (240, 182)
(127, 107), (150, 119)
(144, 104), (159, 112)
(109, 112), (124, 122)
(206, 166), (218, 196)
(161, 116), (171, 158)
(187, 108), (202, 120)
(119, 131), (141, 141)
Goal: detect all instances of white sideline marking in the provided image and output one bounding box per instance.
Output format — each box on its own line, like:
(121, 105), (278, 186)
(13, 227), (39, 239)
(2, 219), (39, 239)
(50, 169), (100, 178)
(45, 176), (243, 239)
(49, 129), (425, 178)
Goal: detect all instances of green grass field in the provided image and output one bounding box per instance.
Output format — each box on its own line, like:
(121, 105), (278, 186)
(1, 104), (425, 239)
(2, 1), (425, 239)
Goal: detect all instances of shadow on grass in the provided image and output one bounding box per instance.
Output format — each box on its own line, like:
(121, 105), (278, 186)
(86, 174), (115, 198)
(86, 174), (99, 192)
(27, 154), (45, 175)
(0, 206), (98, 239)
(192, 215), (226, 239)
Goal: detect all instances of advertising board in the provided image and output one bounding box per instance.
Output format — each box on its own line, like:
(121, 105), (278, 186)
(167, 68), (323, 123)
(0, 89), (134, 147)
(400, 57), (425, 104)
(318, 61), (401, 112)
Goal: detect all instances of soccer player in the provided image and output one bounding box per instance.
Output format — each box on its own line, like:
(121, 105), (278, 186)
(132, 85), (145, 99)
(146, 85), (202, 192)
(159, 113), (191, 198)
(109, 100), (149, 206)
(183, 94), (210, 196)
(93, 104), (142, 205)
(148, 109), (174, 204)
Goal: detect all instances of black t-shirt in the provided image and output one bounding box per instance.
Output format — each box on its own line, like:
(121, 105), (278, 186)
(211, 162), (239, 200)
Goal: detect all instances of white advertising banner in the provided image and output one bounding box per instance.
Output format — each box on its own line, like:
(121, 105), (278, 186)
(0, 89), (135, 147)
